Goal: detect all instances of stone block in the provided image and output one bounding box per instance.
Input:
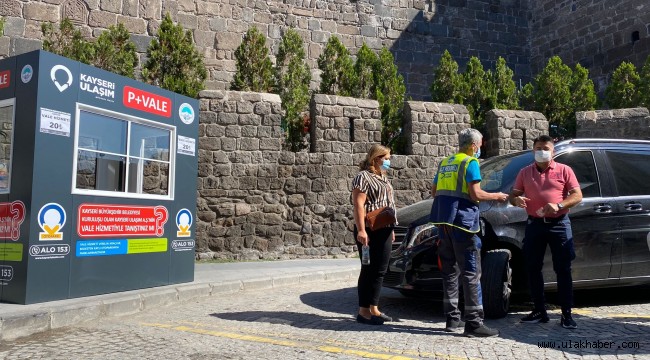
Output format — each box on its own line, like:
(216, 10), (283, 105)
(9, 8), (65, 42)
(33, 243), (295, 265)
(209, 17), (227, 32)
(0, 0), (22, 17)
(23, 3), (59, 22)
(10, 37), (41, 56)
(100, 0), (122, 13)
(89, 10), (118, 27)
(140, 0), (162, 20)
(129, 34), (152, 52)
(193, 30), (215, 47)
(117, 16), (147, 33)
(3, 17), (25, 37)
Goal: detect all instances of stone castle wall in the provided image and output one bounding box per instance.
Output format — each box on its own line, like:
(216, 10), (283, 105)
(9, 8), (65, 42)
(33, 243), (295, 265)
(576, 107), (650, 140)
(529, 0), (650, 94)
(3, 1), (650, 100)
(0, 0), (530, 100)
(195, 90), (474, 260)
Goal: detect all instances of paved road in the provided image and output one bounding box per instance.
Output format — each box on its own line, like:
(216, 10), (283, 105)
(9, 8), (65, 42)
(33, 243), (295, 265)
(0, 280), (648, 359)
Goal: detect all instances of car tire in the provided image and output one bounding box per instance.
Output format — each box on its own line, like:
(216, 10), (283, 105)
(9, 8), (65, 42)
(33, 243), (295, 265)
(481, 249), (512, 319)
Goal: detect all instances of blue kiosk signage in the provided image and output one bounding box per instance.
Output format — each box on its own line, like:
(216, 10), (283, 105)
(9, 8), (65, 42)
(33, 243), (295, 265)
(0, 50), (198, 304)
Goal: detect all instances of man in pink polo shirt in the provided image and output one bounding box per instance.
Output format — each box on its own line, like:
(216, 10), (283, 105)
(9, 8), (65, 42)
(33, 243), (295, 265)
(509, 135), (583, 329)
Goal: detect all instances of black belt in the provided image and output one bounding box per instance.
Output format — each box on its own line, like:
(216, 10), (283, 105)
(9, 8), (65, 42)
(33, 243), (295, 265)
(528, 214), (567, 224)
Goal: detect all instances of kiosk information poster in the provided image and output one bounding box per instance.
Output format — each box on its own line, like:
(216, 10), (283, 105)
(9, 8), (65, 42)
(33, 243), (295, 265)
(0, 50), (198, 304)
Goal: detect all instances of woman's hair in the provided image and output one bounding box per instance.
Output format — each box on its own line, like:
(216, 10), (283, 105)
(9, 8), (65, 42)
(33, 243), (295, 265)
(359, 144), (390, 173)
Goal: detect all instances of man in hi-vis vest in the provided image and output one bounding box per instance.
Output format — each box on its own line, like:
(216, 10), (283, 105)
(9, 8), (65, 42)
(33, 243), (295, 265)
(429, 128), (508, 337)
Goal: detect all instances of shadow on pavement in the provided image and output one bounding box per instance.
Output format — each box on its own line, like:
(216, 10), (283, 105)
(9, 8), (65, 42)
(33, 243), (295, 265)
(299, 286), (444, 323)
(210, 310), (450, 335)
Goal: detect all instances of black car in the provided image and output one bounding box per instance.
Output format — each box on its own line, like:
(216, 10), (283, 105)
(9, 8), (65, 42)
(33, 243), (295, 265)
(384, 139), (650, 318)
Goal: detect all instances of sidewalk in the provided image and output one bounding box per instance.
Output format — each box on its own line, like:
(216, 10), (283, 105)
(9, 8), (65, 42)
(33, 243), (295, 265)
(0, 258), (360, 341)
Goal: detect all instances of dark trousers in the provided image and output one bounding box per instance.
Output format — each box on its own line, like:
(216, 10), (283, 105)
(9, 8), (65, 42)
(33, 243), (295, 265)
(523, 215), (576, 314)
(438, 225), (484, 327)
(354, 226), (393, 308)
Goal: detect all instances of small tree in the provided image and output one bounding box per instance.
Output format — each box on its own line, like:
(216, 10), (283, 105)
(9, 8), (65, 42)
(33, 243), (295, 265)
(461, 56), (490, 129)
(374, 47), (406, 153)
(231, 27), (274, 92)
(142, 13), (207, 98)
(92, 23), (138, 79)
(605, 61), (640, 109)
(533, 56), (573, 138)
(353, 43), (378, 99)
(275, 28), (311, 151)
(317, 36), (355, 96)
(490, 57), (519, 110)
(519, 82), (536, 111)
(42, 18), (94, 64)
(638, 56), (650, 107)
(430, 50), (462, 103)
(569, 63), (597, 135)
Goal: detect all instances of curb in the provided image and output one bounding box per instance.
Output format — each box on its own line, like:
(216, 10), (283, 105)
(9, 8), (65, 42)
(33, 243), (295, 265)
(0, 267), (359, 341)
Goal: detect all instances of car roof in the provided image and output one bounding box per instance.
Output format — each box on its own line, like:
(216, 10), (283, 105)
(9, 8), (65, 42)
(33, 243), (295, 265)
(555, 138), (650, 151)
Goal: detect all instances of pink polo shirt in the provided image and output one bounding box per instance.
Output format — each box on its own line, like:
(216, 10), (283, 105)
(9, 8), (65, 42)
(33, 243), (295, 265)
(513, 160), (580, 218)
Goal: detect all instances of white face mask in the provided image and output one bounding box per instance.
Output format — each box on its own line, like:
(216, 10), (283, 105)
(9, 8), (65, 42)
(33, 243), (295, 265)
(534, 150), (552, 163)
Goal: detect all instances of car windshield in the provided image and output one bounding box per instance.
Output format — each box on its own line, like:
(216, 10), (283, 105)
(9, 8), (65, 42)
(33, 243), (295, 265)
(480, 151), (533, 192)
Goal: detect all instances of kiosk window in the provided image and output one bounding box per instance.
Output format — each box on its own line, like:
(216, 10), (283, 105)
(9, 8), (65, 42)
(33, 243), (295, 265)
(75, 108), (172, 198)
(0, 100), (14, 193)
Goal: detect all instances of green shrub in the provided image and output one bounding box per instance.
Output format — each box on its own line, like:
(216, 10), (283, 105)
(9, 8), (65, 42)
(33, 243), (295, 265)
(605, 61), (640, 109)
(533, 56), (573, 138)
(317, 36), (355, 96)
(231, 27), (274, 92)
(275, 28), (311, 151)
(353, 43), (378, 99)
(569, 63), (597, 134)
(92, 23), (138, 79)
(461, 56), (491, 129)
(142, 13), (207, 98)
(430, 50), (462, 103)
(519, 82), (536, 111)
(374, 47), (406, 153)
(42, 18), (94, 64)
(0, 17), (5, 35)
(489, 57), (519, 111)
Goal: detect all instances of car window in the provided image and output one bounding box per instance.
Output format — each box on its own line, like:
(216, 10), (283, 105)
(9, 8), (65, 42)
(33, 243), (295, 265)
(555, 151), (600, 198)
(604, 150), (650, 196)
(480, 152), (533, 192)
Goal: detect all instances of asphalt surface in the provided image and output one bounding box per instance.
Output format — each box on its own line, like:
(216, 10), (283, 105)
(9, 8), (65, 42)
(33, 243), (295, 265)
(0, 258), (360, 341)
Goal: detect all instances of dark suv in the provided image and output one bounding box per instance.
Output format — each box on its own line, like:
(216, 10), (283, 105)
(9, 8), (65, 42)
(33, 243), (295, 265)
(383, 139), (650, 318)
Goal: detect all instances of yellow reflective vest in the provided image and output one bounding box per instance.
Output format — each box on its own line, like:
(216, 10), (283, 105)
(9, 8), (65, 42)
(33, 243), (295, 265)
(435, 153), (479, 204)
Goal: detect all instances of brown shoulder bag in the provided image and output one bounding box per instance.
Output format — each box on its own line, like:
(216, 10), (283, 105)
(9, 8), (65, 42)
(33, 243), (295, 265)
(365, 206), (397, 231)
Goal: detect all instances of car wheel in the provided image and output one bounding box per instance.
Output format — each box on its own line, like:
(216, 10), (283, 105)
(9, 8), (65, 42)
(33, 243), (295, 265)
(481, 249), (512, 319)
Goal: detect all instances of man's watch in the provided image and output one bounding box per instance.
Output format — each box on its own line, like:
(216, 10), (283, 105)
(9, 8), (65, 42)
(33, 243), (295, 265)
(557, 203), (565, 210)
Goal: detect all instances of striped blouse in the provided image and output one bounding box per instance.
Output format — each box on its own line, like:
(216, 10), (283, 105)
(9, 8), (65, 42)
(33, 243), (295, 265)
(352, 170), (396, 213)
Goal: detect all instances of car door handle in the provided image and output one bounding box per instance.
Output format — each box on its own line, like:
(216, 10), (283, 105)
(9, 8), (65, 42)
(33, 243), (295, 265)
(593, 204), (612, 213)
(624, 202), (643, 211)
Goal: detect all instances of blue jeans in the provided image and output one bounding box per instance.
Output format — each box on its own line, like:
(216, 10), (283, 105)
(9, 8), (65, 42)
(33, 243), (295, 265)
(523, 215), (576, 314)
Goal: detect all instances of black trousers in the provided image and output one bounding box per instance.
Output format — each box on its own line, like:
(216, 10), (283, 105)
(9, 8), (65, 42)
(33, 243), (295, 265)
(354, 226), (393, 308)
(523, 215), (575, 314)
(438, 225), (484, 327)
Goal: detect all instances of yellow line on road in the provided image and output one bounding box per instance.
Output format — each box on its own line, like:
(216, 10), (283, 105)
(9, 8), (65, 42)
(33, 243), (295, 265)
(142, 322), (476, 360)
(569, 310), (650, 319)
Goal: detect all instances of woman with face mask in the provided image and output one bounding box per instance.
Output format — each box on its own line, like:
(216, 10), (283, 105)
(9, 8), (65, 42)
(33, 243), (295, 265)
(509, 135), (583, 329)
(351, 144), (396, 325)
